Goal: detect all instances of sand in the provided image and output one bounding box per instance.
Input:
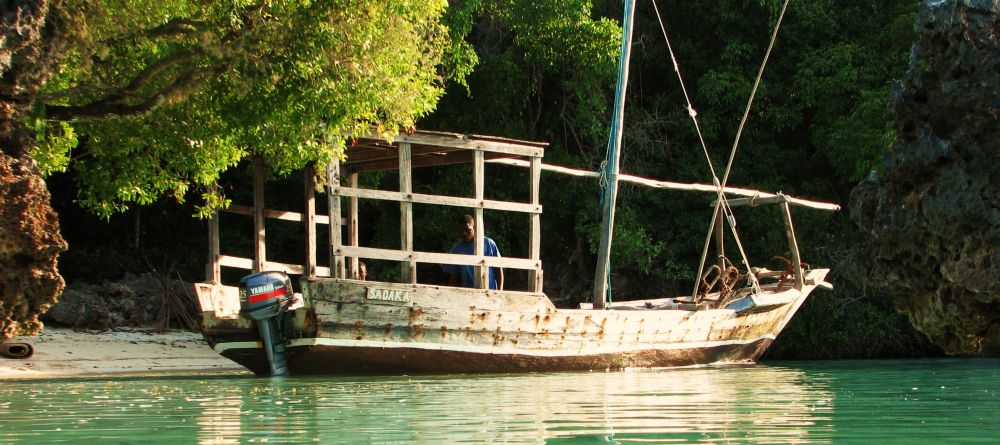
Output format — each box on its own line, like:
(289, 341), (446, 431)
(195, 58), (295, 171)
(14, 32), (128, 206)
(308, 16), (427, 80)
(0, 327), (247, 379)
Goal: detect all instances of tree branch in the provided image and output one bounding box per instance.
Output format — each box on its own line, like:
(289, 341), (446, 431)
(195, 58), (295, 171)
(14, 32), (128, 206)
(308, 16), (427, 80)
(44, 60), (230, 121)
(120, 49), (202, 95)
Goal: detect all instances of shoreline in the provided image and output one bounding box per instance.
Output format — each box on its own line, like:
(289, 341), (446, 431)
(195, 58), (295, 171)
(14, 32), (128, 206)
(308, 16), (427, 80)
(0, 327), (247, 379)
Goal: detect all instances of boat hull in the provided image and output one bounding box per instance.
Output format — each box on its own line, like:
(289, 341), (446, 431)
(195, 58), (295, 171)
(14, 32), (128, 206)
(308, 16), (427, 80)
(211, 338), (774, 375)
(197, 269), (828, 375)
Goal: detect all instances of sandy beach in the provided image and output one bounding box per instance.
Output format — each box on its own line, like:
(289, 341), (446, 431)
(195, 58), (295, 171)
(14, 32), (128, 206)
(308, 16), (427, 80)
(0, 327), (247, 379)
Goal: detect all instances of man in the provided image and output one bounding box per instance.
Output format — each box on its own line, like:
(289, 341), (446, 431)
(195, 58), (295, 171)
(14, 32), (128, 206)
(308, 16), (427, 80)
(356, 261), (367, 281)
(443, 215), (504, 290)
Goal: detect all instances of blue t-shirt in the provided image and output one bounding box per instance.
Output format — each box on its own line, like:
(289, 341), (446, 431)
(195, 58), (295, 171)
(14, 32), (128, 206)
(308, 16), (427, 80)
(443, 237), (501, 289)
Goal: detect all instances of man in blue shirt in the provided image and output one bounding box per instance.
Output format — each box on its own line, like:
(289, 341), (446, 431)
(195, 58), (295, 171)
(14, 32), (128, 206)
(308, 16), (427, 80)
(443, 215), (504, 290)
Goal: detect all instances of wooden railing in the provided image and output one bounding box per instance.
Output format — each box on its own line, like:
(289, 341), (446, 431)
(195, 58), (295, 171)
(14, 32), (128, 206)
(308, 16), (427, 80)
(205, 132), (547, 293)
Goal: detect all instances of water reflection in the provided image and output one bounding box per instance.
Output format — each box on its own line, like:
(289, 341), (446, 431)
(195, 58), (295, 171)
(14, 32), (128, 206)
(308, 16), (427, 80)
(190, 365), (835, 444)
(196, 396), (241, 444)
(3, 359), (997, 443)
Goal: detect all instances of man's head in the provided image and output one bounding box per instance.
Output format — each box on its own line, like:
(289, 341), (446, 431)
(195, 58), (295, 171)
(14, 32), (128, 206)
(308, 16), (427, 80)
(358, 261), (367, 281)
(458, 214), (475, 243)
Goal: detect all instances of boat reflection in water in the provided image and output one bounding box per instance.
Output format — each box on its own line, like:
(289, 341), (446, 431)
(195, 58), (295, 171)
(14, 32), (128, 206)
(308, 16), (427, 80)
(194, 365), (834, 444)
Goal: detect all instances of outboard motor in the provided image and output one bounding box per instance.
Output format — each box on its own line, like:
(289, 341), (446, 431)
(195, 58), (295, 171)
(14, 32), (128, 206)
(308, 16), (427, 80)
(239, 271), (295, 376)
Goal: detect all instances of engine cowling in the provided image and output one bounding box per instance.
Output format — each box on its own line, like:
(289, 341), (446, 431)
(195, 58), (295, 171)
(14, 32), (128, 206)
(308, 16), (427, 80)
(239, 271), (294, 321)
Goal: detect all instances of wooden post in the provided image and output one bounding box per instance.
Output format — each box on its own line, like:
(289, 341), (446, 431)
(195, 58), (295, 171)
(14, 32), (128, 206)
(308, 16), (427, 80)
(207, 210), (220, 283)
(253, 156), (266, 273)
(348, 171), (359, 279)
(474, 150), (487, 289)
(399, 143), (415, 283)
(715, 205), (725, 271)
(304, 164), (317, 278)
(327, 162), (346, 278)
(779, 199), (804, 289)
(528, 157), (542, 293)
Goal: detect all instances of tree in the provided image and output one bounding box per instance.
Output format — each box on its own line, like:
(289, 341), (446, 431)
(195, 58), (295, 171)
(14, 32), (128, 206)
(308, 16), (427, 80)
(35, 0), (476, 216)
(0, 0), (475, 337)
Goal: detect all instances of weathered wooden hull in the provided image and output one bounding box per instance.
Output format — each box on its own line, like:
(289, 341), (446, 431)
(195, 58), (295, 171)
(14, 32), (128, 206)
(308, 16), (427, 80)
(213, 338), (774, 375)
(196, 269), (829, 375)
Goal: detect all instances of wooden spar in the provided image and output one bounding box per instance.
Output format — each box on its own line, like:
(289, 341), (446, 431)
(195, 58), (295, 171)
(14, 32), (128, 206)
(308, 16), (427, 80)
(529, 157), (543, 292)
(253, 156), (266, 273)
(222, 204), (332, 225)
(335, 245), (539, 270)
(351, 132), (546, 158)
(486, 158), (840, 212)
(332, 186), (540, 213)
(715, 205), (725, 271)
(207, 210), (220, 283)
(474, 150), (487, 289)
(327, 162), (346, 278)
(400, 143), (416, 283)
(348, 171), (359, 279)
(304, 164), (317, 278)
(594, 0), (637, 308)
(779, 201), (805, 289)
(218, 254), (330, 277)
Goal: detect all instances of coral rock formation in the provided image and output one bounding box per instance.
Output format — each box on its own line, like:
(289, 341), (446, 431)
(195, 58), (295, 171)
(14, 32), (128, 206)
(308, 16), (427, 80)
(0, 153), (67, 338)
(1, 0), (68, 339)
(852, 0), (1000, 355)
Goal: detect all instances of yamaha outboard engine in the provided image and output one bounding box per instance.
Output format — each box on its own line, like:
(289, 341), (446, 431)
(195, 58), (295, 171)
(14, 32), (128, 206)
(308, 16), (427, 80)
(239, 271), (295, 376)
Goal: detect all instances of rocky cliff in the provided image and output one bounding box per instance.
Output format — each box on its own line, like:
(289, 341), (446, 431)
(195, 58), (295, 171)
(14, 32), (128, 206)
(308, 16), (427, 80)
(0, 153), (66, 338)
(852, 0), (1000, 355)
(1, 0), (68, 339)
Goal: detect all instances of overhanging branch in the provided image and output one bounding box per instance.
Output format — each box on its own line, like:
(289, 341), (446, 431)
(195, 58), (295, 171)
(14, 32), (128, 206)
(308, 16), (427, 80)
(43, 60), (231, 121)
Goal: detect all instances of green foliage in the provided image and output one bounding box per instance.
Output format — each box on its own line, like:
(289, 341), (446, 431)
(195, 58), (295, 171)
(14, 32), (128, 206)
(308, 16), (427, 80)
(35, 0), (476, 218)
(28, 118), (77, 176)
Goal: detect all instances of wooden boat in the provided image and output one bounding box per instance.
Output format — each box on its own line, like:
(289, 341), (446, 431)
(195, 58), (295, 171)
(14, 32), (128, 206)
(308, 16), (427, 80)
(193, 131), (836, 376)
(194, 2), (838, 376)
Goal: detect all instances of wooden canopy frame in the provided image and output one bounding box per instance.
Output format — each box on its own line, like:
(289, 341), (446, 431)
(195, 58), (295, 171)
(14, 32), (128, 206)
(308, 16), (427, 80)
(206, 131), (547, 292)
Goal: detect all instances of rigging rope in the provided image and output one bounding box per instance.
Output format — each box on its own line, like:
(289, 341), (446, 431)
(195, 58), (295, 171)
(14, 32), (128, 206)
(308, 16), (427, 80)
(704, 0), (792, 298)
(651, 0), (792, 298)
(649, 0), (719, 185)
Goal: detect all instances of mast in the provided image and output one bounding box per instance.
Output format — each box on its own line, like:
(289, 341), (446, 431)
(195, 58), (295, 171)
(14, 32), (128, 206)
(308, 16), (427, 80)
(593, 0), (637, 309)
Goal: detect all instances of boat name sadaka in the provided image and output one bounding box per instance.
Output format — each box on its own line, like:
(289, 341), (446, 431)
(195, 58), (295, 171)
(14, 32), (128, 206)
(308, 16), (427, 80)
(366, 288), (413, 303)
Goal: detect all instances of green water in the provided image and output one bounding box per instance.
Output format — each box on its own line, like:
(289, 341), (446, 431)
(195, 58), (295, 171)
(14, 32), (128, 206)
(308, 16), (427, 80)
(0, 358), (996, 444)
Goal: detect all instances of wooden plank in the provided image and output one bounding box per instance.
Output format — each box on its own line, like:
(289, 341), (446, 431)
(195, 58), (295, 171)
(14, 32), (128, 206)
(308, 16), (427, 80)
(779, 202), (805, 289)
(399, 143), (416, 283)
(347, 149), (473, 174)
(223, 204), (332, 225)
(327, 162), (346, 278)
(207, 211), (220, 283)
(487, 158), (841, 212)
(528, 157), (542, 292)
(712, 195), (787, 208)
(474, 150), (487, 289)
(347, 171), (359, 279)
(218, 254), (330, 277)
(345, 144), (464, 164)
(332, 186), (541, 214)
(335, 245), (540, 270)
(304, 164), (317, 278)
(253, 156), (266, 273)
(353, 132), (545, 158)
